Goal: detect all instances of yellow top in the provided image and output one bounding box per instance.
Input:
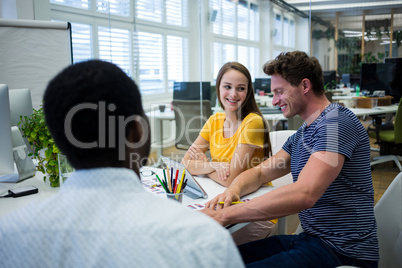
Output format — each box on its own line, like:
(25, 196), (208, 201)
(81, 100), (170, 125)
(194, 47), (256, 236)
(200, 112), (272, 187)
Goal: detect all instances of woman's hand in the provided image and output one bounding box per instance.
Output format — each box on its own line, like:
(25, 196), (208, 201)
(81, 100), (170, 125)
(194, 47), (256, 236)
(210, 162), (230, 181)
(187, 144), (208, 161)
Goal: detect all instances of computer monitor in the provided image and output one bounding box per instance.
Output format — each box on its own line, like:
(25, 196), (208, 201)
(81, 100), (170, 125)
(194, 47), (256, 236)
(9, 88), (33, 127)
(385, 57), (402, 104)
(9, 88), (34, 152)
(323, 70), (336, 89)
(173, 82), (211, 101)
(0, 84), (19, 182)
(360, 63), (389, 94)
(254, 78), (271, 93)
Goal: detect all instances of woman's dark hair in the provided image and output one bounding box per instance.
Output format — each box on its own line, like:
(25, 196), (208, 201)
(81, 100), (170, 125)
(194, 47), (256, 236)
(215, 62), (272, 158)
(263, 51), (325, 95)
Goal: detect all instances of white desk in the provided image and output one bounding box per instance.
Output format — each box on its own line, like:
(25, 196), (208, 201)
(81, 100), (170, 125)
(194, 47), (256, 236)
(1, 168), (293, 234)
(349, 105), (398, 117)
(0, 172), (59, 217)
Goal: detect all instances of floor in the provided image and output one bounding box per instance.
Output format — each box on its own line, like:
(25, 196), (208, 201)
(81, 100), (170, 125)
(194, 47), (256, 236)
(147, 119), (400, 206)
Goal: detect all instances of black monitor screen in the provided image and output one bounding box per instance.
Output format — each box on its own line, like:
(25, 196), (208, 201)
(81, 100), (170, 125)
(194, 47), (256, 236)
(385, 58), (402, 103)
(323, 70), (336, 89)
(254, 78), (271, 93)
(173, 82), (211, 100)
(360, 63), (389, 94)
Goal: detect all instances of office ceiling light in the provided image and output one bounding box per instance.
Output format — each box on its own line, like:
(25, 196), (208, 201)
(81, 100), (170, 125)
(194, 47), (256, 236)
(291, 1), (402, 11)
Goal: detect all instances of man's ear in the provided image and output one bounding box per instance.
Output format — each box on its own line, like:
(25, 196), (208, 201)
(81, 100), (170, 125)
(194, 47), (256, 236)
(127, 117), (143, 144)
(301, 78), (312, 94)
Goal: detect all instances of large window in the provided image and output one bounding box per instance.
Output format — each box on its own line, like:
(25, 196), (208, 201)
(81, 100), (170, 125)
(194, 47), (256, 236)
(273, 11), (295, 48)
(210, 0), (260, 80)
(51, 0), (189, 96)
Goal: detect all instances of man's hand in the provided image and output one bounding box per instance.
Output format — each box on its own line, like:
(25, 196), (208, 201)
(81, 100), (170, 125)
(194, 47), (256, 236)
(200, 207), (225, 225)
(205, 189), (240, 210)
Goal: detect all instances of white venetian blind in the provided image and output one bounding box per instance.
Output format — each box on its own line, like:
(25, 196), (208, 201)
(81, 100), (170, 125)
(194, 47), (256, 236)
(167, 35), (188, 91)
(249, 3), (259, 41)
(213, 42), (236, 78)
(50, 0), (89, 9)
(70, 22), (93, 64)
(237, 0), (248, 40)
(98, 26), (132, 76)
(96, 0), (130, 17)
(136, 0), (163, 23)
(274, 14), (282, 45)
(135, 32), (163, 94)
(166, 0), (188, 27)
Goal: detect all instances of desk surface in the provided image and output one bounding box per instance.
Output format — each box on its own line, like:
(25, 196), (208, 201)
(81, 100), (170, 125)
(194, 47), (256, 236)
(349, 105), (398, 117)
(0, 168), (283, 219)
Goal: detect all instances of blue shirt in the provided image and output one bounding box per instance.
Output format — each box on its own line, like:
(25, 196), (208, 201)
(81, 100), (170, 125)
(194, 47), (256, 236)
(0, 168), (244, 267)
(283, 103), (379, 261)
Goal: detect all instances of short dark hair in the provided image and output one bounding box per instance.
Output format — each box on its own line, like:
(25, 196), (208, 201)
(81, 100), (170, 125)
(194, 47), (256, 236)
(43, 60), (146, 169)
(263, 51), (325, 95)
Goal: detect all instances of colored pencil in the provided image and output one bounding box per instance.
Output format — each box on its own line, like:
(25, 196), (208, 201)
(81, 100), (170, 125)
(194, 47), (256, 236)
(155, 174), (168, 193)
(176, 169), (186, 194)
(166, 165), (172, 192)
(218, 201), (244, 205)
(173, 169), (179, 193)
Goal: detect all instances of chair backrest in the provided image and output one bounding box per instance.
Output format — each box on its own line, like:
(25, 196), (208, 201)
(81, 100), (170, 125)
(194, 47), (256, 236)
(374, 171), (402, 267)
(172, 100), (212, 150)
(394, 98), (402, 144)
(269, 130), (297, 155)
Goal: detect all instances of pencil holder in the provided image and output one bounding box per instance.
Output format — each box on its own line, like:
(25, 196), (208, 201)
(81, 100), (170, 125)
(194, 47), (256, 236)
(166, 192), (184, 203)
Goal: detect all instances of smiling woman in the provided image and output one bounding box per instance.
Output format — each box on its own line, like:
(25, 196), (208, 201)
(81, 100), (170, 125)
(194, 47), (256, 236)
(180, 62), (276, 245)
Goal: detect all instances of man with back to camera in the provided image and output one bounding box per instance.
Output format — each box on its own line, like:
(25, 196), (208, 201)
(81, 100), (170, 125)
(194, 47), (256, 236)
(202, 51), (379, 267)
(0, 60), (244, 267)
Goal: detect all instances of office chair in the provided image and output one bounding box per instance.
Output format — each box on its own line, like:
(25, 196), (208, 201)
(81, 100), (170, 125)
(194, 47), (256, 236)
(369, 98), (402, 171)
(172, 100), (212, 150)
(374, 171), (402, 267)
(269, 130), (300, 235)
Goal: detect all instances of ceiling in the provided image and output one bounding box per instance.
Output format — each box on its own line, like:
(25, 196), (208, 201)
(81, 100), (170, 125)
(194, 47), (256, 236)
(277, 0), (402, 31)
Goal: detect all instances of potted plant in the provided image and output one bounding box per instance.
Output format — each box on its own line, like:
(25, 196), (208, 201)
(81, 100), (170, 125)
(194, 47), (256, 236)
(18, 106), (60, 187)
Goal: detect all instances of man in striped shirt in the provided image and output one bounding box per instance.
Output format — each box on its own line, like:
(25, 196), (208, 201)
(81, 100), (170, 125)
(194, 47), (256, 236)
(203, 51), (379, 267)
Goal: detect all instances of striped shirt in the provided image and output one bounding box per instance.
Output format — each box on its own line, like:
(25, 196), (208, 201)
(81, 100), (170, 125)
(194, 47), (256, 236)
(282, 103), (379, 261)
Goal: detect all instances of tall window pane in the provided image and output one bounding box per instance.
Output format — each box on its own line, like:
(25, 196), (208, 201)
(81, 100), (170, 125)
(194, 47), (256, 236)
(250, 3), (259, 41)
(71, 22), (93, 64)
(283, 17), (289, 47)
(167, 36), (188, 91)
(136, 32), (163, 94)
(136, 0), (162, 23)
(98, 27), (131, 76)
(50, 0), (89, 9)
(166, 0), (188, 27)
(274, 14), (282, 45)
(237, 1), (248, 40)
(97, 0), (130, 17)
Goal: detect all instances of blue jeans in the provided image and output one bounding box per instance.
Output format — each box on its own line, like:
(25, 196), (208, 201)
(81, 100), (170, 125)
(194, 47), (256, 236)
(237, 232), (378, 268)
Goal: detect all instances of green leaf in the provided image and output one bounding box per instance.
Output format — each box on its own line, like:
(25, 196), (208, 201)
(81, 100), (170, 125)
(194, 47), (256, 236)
(30, 131), (37, 139)
(45, 148), (53, 158)
(49, 160), (58, 166)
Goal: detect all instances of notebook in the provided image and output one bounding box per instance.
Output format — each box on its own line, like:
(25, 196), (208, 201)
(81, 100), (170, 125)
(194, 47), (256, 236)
(159, 156), (208, 199)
